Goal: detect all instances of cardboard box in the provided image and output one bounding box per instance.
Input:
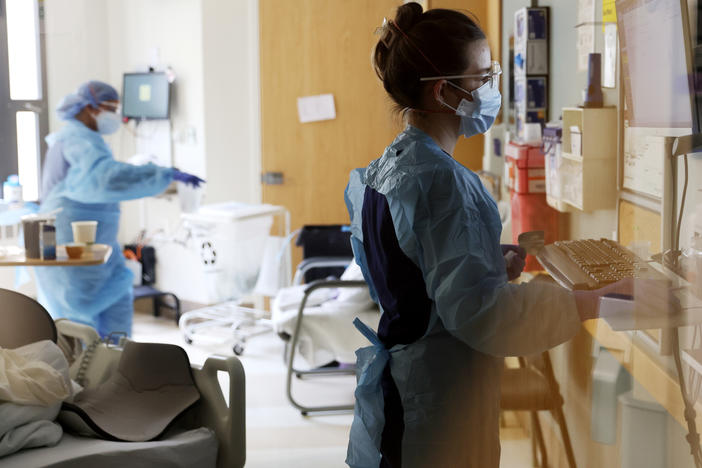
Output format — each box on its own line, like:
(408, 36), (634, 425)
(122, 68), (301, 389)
(514, 7), (549, 75)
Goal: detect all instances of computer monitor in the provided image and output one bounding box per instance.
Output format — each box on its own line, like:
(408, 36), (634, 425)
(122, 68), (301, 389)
(618, 0), (698, 200)
(122, 72), (170, 120)
(617, 0), (696, 130)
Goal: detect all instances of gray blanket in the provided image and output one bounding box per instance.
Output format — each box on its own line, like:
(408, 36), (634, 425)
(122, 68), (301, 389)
(0, 427), (218, 468)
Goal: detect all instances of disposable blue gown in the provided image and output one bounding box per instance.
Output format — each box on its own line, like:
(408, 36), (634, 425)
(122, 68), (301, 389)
(345, 126), (580, 467)
(35, 120), (174, 337)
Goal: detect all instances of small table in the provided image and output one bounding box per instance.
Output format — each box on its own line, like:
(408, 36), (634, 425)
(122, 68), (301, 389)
(0, 244), (112, 267)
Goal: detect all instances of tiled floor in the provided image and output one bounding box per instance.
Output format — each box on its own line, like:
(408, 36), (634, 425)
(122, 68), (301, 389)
(132, 311), (533, 468)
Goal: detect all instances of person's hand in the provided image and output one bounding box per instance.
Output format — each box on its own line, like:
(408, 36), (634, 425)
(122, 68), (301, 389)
(574, 277), (680, 322)
(173, 169), (205, 188)
(502, 244), (526, 281)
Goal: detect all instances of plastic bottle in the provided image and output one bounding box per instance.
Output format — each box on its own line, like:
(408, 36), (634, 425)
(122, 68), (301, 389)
(41, 219), (56, 260)
(3, 175), (22, 203)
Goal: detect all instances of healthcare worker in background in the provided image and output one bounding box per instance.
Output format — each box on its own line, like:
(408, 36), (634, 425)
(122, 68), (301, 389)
(36, 80), (203, 338)
(344, 4), (657, 467)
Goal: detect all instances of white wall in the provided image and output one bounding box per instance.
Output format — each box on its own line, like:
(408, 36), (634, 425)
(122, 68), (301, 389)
(44, 0), (111, 135)
(201, 0), (261, 205)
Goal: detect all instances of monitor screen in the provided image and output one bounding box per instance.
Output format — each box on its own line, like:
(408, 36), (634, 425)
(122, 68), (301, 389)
(618, 0), (694, 129)
(122, 73), (170, 120)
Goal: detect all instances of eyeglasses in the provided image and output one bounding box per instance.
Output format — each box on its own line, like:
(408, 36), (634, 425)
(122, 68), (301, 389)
(419, 61), (502, 89)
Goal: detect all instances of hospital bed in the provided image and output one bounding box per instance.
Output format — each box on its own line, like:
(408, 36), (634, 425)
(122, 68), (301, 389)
(0, 292), (246, 468)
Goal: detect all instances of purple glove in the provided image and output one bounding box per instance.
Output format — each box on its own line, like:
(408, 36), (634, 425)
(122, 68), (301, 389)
(501, 244), (526, 281)
(173, 169), (205, 188)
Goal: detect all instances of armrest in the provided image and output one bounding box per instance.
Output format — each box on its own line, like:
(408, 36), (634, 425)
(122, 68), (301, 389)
(55, 319), (100, 345)
(303, 279), (367, 296)
(191, 355), (246, 468)
(292, 256), (354, 285)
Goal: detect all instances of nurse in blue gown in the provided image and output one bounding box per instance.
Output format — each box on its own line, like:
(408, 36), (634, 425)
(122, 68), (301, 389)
(344, 5), (639, 467)
(36, 80), (202, 338)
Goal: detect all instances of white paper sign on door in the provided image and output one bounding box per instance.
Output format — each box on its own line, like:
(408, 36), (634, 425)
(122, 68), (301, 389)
(297, 94), (336, 123)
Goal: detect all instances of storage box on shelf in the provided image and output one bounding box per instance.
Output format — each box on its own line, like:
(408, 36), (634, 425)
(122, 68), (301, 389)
(513, 6), (550, 141)
(543, 125), (573, 213)
(558, 107), (617, 211)
(504, 142), (546, 195)
(505, 141), (562, 272)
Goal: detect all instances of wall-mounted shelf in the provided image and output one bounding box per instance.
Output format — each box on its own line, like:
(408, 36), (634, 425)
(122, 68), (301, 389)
(561, 152), (583, 162)
(557, 107), (618, 212)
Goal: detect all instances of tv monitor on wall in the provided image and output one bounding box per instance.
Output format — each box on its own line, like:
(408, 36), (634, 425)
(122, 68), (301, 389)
(122, 72), (170, 120)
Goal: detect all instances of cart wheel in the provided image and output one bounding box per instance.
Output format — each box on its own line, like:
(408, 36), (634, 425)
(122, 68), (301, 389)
(233, 344), (244, 356)
(184, 336), (193, 345)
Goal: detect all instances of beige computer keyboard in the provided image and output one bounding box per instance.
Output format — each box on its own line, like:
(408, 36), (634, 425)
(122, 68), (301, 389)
(536, 238), (670, 290)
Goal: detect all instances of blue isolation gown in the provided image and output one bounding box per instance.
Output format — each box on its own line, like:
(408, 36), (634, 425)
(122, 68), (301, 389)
(35, 120), (175, 337)
(344, 126), (580, 467)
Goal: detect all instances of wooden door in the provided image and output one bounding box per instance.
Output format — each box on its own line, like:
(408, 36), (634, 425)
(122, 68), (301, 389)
(260, 0), (403, 238)
(260, 0), (493, 265)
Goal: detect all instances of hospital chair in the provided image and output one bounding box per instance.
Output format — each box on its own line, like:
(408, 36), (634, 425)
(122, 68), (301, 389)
(0, 288), (246, 468)
(281, 276), (371, 415)
(272, 226), (380, 415)
(500, 351), (577, 468)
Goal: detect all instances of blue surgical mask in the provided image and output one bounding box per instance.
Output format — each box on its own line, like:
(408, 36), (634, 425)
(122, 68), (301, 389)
(95, 111), (122, 135)
(442, 81), (502, 138)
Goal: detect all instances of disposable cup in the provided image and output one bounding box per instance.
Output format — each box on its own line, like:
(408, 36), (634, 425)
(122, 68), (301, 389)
(177, 182), (203, 213)
(71, 221), (98, 245)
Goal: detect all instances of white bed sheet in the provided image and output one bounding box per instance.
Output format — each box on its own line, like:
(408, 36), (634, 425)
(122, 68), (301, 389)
(272, 262), (380, 366)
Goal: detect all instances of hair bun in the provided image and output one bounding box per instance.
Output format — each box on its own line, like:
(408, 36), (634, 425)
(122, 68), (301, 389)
(394, 2), (424, 31)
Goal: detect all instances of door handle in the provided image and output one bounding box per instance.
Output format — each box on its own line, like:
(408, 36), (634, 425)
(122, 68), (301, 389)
(262, 172), (284, 185)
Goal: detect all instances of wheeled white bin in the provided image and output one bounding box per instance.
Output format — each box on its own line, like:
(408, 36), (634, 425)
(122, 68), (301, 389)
(155, 202), (284, 304)
(153, 201), (290, 354)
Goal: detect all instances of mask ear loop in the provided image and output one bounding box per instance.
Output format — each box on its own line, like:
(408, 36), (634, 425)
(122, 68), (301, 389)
(433, 79), (462, 113)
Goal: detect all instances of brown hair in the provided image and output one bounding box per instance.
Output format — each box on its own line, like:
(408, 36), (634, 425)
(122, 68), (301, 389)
(373, 2), (486, 111)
